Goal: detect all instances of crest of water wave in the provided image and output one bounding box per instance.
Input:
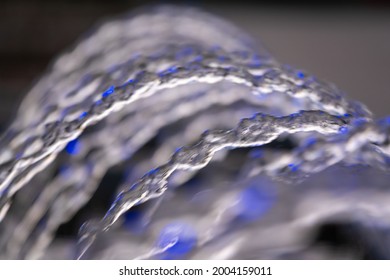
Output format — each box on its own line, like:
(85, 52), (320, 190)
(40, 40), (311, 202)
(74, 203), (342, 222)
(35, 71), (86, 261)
(0, 5), (389, 259)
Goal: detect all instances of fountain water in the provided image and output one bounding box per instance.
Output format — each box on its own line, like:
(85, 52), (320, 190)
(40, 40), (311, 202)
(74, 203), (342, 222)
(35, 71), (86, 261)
(0, 6), (389, 260)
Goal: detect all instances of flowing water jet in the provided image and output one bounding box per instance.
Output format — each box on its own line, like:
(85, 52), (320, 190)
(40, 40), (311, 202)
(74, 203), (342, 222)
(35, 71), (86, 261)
(0, 5), (389, 260)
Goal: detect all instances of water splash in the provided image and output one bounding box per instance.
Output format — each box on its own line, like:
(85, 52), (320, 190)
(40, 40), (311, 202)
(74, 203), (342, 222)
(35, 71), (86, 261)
(0, 6), (389, 260)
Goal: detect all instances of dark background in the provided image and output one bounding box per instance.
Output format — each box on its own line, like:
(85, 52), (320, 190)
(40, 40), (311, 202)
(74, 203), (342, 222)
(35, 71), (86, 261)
(0, 0), (389, 125)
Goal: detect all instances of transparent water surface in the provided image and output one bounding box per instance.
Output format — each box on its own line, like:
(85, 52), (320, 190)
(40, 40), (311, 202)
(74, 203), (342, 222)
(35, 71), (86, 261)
(0, 6), (389, 260)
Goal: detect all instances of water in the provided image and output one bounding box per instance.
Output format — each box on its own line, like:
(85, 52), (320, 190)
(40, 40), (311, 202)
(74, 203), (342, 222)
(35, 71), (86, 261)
(0, 6), (389, 259)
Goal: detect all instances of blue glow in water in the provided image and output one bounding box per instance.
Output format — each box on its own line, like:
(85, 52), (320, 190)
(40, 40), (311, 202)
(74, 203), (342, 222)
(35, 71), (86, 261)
(146, 167), (159, 176)
(304, 137), (317, 147)
(124, 210), (146, 235)
(158, 66), (178, 77)
(296, 71), (305, 79)
(248, 54), (262, 67)
(353, 118), (367, 127)
(249, 60), (261, 68)
(380, 116), (390, 126)
(249, 148), (263, 159)
(102, 86), (115, 98)
(78, 111), (88, 120)
(65, 139), (80, 155)
(339, 126), (349, 134)
(167, 66), (178, 73)
(288, 112), (300, 121)
(235, 184), (275, 222)
(156, 222), (197, 258)
(165, 66), (177, 74)
(288, 163), (299, 172)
